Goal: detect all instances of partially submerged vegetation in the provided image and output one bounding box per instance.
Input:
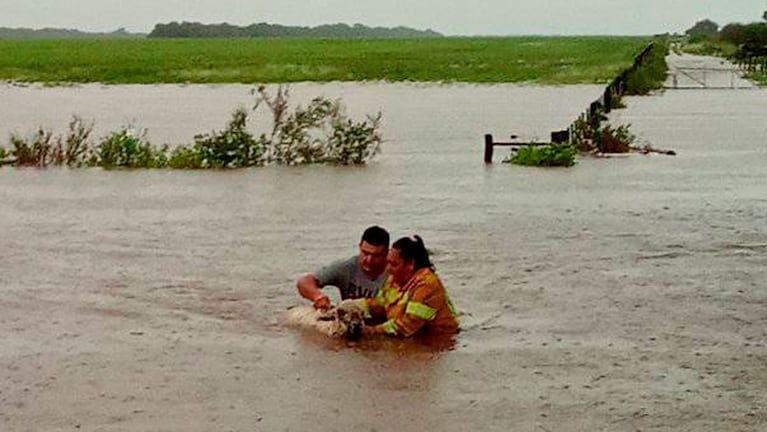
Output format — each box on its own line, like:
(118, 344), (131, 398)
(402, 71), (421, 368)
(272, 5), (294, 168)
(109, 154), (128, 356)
(504, 40), (674, 167)
(504, 143), (577, 167)
(0, 36), (650, 84)
(568, 105), (639, 154)
(622, 41), (669, 95)
(0, 36), (673, 170)
(0, 86), (382, 169)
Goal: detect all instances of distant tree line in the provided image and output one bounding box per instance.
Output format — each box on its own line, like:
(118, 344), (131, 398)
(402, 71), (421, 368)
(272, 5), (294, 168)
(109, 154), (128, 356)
(0, 27), (144, 39)
(685, 11), (767, 60)
(148, 21), (442, 39)
(719, 22), (767, 59)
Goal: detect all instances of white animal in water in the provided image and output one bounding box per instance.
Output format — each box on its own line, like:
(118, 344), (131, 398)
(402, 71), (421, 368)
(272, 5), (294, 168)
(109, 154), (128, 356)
(285, 301), (366, 340)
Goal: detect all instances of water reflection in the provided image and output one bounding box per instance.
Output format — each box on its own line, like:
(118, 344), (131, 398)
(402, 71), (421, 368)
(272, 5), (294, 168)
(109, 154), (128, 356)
(294, 328), (458, 354)
(289, 328), (455, 431)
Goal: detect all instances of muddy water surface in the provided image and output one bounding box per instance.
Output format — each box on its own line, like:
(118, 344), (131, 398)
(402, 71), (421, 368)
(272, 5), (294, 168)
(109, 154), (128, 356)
(1, 82), (766, 431)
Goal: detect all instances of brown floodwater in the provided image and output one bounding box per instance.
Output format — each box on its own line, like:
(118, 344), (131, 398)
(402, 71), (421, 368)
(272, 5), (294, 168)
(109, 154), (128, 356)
(1, 82), (766, 431)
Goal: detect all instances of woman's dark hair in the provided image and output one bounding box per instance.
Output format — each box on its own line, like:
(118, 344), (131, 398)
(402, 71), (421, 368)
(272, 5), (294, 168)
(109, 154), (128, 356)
(361, 225), (389, 247)
(392, 235), (433, 271)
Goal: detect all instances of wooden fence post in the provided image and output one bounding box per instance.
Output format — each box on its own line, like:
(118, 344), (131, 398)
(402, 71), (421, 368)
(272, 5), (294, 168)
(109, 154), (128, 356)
(484, 134), (494, 164)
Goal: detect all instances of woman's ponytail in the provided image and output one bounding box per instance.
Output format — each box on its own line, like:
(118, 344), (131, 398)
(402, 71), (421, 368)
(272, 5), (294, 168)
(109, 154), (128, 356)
(392, 235), (434, 271)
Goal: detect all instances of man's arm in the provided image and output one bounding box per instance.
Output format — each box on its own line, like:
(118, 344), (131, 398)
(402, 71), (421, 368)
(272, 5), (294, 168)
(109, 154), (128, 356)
(296, 273), (331, 309)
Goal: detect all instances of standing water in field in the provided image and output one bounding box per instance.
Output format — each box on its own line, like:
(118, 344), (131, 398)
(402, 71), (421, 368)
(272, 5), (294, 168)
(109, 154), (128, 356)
(1, 81), (766, 431)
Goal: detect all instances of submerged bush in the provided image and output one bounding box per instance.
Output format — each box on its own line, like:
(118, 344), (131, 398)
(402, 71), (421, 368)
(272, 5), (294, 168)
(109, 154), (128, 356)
(188, 108), (264, 168)
(504, 143), (577, 167)
(568, 101), (637, 154)
(9, 128), (54, 167)
(599, 124), (636, 153)
(56, 116), (94, 167)
(96, 112), (266, 170)
(624, 42), (669, 95)
(166, 145), (203, 169)
(609, 93), (627, 110)
(253, 85), (382, 165)
(570, 116), (597, 153)
(4, 117), (95, 167)
(0, 86), (383, 169)
(98, 126), (162, 169)
(0, 86), (382, 169)
(259, 92), (338, 165)
(327, 114), (382, 165)
(7, 116), (95, 167)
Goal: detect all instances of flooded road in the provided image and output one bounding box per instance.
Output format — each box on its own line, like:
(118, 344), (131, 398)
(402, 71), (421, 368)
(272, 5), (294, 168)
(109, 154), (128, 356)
(665, 51), (757, 89)
(1, 81), (766, 431)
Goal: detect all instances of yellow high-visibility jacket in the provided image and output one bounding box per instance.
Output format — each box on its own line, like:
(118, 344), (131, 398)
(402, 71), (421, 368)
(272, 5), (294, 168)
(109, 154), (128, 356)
(360, 268), (458, 337)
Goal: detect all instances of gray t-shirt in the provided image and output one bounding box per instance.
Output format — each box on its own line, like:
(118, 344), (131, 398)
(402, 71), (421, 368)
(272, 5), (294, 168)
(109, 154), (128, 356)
(315, 255), (387, 300)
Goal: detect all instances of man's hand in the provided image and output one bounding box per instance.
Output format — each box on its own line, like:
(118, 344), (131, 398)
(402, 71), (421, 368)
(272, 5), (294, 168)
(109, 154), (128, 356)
(313, 295), (331, 310)
(298, 274), (330, 309)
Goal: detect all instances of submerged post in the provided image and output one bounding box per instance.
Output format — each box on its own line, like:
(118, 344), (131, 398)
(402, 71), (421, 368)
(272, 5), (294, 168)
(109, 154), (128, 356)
(484, 134), (494, 164)
(551, 130), (570, 144)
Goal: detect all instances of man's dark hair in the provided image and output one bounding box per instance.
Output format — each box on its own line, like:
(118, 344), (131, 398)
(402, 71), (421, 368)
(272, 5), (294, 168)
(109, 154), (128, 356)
(360, 225), (389, 247)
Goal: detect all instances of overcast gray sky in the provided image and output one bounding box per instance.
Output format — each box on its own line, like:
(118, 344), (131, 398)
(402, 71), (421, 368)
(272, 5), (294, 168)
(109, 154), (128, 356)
(2, 1), (765, 36)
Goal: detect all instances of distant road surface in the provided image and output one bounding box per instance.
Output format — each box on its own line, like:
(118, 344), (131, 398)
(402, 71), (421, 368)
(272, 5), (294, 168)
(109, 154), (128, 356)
(665, 52), (757, 89)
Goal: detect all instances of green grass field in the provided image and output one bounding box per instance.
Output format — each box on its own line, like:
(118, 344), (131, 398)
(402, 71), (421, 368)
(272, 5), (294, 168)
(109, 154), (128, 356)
(0, 37), (652, 84)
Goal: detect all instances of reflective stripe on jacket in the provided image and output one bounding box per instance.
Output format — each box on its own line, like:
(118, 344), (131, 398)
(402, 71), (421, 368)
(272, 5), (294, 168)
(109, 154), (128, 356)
(363, 268), (458, 337)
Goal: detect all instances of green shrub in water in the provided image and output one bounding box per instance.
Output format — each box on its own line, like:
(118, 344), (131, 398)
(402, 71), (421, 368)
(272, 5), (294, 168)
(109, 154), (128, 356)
(260, 93), (338, 165)
(599, 124), (636, 153)
(4, 116), (94, 167)
(327, 114), (382, 165)
(624, 42), (669, 95)
(570, 116), (597, 153)
(254, 85), (382, 165)
(187, 107), (264, 168)
(166, 145), (203, 169)
(505, 143), (577, 167)
(2, 87), (383, 169)
(10, 127), (55, 167)
(98, 126), (163, 169)
(568, 102), (637, 154)
(57, 117), (94, 167)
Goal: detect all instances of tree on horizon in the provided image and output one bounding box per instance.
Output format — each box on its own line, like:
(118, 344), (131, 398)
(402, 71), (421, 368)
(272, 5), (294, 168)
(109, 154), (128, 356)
(147, 21), (442, 39)
(685, 19), (719, 38)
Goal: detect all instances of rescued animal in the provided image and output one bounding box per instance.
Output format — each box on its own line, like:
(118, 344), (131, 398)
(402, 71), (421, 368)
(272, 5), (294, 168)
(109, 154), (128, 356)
(285, 301), (366, 340)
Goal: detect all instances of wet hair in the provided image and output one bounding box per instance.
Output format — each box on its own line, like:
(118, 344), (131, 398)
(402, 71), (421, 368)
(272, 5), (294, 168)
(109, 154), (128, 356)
(360, 225), (389, 248)
(392, 235), (433, 271)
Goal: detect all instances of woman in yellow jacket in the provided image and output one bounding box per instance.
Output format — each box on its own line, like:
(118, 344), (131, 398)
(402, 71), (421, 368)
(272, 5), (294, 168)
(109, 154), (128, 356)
(357, 235), (458, 337)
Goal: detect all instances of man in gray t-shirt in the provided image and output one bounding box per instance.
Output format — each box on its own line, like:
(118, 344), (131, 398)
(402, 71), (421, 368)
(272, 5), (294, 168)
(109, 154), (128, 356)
(296, 226), (389, 309)
(315, 255), (388, 300)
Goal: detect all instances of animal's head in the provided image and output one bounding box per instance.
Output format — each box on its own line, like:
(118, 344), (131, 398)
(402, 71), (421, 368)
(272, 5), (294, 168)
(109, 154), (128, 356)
(336, 306), (365, 341)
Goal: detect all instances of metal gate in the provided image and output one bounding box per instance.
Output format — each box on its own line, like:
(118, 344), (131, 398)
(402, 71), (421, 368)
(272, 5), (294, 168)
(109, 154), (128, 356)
(666, 65), (755, 89)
